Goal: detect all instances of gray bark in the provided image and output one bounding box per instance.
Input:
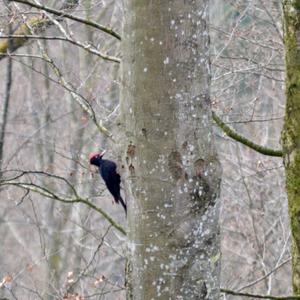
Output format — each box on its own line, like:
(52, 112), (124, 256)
(121, 1), (222, 299)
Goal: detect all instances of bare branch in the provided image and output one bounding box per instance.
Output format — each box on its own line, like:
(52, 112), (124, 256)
(42, 51), (114, 140)
(0, 35), (121, 63)
(9, 0), (121, 40)
(16, 14), (114, 140)
(0, 173), (126, 235)
(0, 16), (52, 59)
(221, 289), (300, 300)
(212, 111), (283, 157)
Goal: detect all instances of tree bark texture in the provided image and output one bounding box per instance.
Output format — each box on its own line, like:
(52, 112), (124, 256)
(121, 1), (221, 299)
(282, 0), (300, 295)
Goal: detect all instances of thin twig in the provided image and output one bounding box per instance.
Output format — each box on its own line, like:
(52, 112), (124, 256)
(237, 257), (291, 292)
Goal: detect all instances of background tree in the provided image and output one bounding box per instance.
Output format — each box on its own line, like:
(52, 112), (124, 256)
(282, 0), (300, 295)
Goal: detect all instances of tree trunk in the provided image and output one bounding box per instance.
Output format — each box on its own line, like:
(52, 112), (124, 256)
(282, 0), (300, 295)
(0, 23), (12, 173)
(121, 1), (222, 299)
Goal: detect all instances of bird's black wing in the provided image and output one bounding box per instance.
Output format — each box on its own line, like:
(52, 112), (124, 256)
(99, 159), (126, 214)
(100, 160), (121, 200)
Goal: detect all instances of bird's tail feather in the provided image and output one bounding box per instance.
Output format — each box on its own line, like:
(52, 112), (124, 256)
(117, 196), (127, 215)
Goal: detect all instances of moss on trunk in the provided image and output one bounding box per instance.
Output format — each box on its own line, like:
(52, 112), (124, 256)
(282, 0), (300, 294)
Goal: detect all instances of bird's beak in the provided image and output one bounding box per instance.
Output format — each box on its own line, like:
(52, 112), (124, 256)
(100, 149), (106, 156)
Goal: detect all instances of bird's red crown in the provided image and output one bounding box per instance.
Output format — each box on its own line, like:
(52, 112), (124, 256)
(88, 152), (100, 162)
(88, 150), (105, 162)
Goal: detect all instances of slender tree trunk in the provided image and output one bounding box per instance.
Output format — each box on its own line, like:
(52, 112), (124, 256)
(121, 1), (222, 299)
(42, 50), (61, 300)
(0, 24), (12, 173)
(282, 0), (300, 295)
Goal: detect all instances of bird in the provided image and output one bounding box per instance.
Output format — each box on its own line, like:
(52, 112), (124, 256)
(89, 150), (127, 215)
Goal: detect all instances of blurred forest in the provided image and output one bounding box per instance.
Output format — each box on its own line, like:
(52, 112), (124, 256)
(211, 0), (289, 298)
(0, 0), (289, 299)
